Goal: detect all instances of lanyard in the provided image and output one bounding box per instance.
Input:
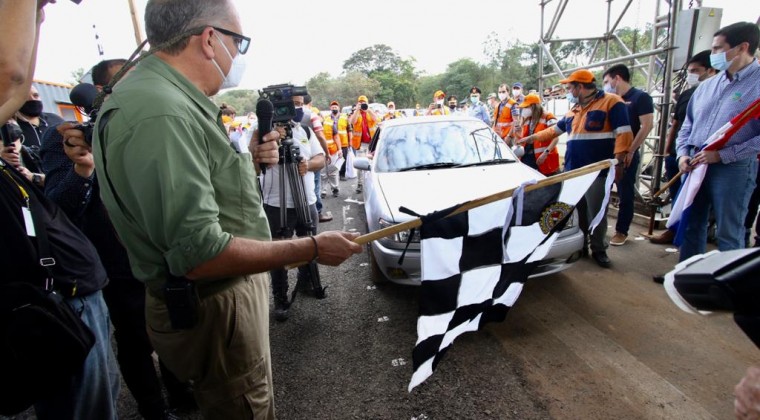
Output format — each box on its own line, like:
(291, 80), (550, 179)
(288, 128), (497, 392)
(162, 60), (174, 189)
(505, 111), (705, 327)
(1, 166), (30, 208)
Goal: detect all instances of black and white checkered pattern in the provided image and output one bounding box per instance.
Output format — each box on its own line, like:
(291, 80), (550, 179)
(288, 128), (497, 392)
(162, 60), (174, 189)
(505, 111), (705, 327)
(409, 169), (610, 391)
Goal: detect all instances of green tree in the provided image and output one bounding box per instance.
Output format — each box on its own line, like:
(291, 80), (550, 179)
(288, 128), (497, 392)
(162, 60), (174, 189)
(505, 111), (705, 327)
(306, 71), (380, 111)
(416, 74), (443, 107)
(68, 67), (86, 85)
(343, 44), (403, 75)
(341, 44), (420, 108)
(212, 89), (258, 115)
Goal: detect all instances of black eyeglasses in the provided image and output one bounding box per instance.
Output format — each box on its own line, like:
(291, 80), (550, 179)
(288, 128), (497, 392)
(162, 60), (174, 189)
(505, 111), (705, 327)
(212, 26), (250, 55)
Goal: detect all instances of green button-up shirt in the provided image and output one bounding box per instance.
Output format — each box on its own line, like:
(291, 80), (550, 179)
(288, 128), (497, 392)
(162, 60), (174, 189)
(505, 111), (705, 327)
(93, 55), (270, 292)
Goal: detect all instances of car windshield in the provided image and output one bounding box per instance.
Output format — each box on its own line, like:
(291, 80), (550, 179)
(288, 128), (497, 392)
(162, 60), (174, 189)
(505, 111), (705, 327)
(373, 120), (514, 173)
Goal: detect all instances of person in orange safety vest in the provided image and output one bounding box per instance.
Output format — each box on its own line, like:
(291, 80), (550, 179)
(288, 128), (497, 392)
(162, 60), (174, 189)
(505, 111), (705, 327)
(516, 93), (560, 175)
(426, 90), (451, 116)
(493, 83), (517, 143)
(349, 95), (379, 193)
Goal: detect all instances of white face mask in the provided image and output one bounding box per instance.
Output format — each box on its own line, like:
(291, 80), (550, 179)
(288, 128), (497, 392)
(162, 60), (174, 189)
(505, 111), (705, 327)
(521, 108), (533, 118)
(212, 33), (246, 90)
(498, 92), (508, 101)
(512, 89), (521, 97)
(435, 99), (444, 105)
(685, 72), (701, 87)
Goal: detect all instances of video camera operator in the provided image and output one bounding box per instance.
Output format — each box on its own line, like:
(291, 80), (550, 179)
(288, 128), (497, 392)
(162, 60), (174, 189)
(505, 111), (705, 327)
(92, 1), (362, 418)
(40, 58), (192, 420)
(261, 93), (326, 322)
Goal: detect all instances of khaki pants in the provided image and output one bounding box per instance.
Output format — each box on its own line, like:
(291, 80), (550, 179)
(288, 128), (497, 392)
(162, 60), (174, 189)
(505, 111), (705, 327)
(146, 274), (274, 419)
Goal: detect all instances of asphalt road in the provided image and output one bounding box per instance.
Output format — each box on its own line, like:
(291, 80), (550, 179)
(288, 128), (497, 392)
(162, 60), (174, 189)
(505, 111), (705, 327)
(6, 176), (757, 420)
(268, 177), (759, 420)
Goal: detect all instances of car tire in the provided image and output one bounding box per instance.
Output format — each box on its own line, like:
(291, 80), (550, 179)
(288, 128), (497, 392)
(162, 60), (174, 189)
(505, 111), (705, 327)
(368, 243), (389, 284)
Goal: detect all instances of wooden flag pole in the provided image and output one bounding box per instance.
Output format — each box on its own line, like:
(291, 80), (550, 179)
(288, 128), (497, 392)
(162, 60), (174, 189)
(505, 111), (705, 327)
(653, 170), (683, 199)
(127, 0), (144, 46)
(353, 159), (614, 246)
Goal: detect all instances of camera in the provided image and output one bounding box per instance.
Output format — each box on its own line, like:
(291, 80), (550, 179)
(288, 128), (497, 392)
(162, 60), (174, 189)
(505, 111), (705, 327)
(258, 84), (308, 124)
(360, 103), (369, 111)
(1, 123), (23, 148)
(665, 248), (760, 348)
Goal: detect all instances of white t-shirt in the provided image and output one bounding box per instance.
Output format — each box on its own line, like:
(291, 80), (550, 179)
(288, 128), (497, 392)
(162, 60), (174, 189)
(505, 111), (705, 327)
(261, 123), (324, 207)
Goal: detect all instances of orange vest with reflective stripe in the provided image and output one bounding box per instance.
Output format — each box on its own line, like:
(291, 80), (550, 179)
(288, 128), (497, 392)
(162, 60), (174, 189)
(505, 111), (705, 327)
(494, 99), (516, 139)
(351, 112), (378, 149)
(323, 113), (349, 152)
(521, 111), (559, 175)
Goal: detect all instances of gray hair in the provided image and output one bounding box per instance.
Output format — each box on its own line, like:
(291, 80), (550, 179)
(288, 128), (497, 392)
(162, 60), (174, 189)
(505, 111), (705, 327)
(145, 0), (232, 55)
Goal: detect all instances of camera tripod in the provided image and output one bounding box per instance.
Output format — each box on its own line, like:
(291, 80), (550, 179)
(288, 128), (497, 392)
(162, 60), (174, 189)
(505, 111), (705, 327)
(276, 128), (326, 302)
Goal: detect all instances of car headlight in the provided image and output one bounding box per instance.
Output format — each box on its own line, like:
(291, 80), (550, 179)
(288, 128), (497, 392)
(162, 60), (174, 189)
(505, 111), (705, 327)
(563, 210), (577, 230)
(378, 218), (421, 243)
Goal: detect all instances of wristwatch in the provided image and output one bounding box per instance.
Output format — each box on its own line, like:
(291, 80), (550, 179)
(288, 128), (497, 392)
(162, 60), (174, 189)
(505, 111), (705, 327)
(32, 173), (43, 187)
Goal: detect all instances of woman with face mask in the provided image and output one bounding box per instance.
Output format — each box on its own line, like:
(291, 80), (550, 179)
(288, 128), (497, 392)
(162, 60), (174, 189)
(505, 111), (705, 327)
(516, 93), (560, 175)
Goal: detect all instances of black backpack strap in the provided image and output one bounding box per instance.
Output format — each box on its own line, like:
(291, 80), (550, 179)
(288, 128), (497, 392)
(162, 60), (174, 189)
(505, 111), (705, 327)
(301, 121), (311, 140)
(25, 184), (56, 291)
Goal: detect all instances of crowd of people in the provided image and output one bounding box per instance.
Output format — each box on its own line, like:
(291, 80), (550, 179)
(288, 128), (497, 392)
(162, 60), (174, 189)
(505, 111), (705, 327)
(0, 0), (759, 419)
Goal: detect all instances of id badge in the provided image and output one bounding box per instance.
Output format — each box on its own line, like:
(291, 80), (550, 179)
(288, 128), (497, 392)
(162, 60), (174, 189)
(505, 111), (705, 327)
(22, 207), (36, 237)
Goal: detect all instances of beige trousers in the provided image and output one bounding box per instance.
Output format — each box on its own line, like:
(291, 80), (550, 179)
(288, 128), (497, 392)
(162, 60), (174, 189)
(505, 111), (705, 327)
(146, 273), (274, 419)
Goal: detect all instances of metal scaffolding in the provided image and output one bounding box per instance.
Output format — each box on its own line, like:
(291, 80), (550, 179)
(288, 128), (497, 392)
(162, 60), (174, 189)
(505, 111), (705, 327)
(537, 0), (695, 231)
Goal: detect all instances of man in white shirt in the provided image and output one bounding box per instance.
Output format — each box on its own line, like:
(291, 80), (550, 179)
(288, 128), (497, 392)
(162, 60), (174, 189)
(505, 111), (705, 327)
(260, 95), (326, 321)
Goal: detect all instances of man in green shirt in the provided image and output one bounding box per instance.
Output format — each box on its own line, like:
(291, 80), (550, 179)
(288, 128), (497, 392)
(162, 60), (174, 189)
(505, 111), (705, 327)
(93, 1), (362, 418)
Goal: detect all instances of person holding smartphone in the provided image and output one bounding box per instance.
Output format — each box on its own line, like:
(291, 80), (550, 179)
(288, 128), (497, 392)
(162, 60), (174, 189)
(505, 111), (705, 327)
(426, 90), (450, 116)
(349, 95), (379, 193)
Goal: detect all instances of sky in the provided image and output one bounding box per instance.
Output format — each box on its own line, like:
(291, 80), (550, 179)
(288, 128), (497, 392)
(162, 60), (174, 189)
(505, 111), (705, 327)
(35, 0), (753, 91)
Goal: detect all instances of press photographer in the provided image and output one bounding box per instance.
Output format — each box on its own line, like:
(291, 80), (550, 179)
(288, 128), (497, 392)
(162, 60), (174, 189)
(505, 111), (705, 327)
(258, 85), (326, 322)
(0, 120), (45, 188)
(0, 2), (122, 418)
(40, 58), (191, 420)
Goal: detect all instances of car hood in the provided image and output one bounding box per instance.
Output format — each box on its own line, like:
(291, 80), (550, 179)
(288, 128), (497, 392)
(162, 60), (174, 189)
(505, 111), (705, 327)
(376, 164), (545, 222)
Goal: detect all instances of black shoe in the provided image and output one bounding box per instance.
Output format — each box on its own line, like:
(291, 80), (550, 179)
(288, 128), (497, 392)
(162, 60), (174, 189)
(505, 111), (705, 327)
(652, 274), (665, 284)
(591, 251), (611, 268)
(332, 187), (339, 197)
(274, 300), (290, 322)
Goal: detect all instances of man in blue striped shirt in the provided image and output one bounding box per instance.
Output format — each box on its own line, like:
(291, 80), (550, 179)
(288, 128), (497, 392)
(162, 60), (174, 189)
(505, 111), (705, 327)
(676, 22), (760, 261)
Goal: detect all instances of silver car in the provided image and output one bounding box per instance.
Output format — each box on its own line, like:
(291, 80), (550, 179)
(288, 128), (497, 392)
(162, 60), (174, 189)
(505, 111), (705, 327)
(354, 115), (584, 285)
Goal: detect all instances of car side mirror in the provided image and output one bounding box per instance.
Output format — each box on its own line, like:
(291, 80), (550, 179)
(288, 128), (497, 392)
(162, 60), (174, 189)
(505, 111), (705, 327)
(353, 157), (371, 171)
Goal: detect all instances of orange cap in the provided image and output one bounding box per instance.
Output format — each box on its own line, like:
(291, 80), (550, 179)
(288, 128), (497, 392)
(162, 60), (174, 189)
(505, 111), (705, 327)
(434, 90), (445, 99)
(358, 95), (368, 102)
(518, 93), (541, 108)
(559, 69), (595, 84)
(330, 100), (340, 107)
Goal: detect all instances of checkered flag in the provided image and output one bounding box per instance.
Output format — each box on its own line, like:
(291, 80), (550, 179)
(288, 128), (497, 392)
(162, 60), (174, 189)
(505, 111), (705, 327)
(408, 167), (612, 391)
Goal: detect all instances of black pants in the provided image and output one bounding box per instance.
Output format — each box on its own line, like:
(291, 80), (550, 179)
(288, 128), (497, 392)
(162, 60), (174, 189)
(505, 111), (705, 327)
(339, 147), (348, 177)
(264, 204), (319, 305)
(102, 276), (189, 418)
